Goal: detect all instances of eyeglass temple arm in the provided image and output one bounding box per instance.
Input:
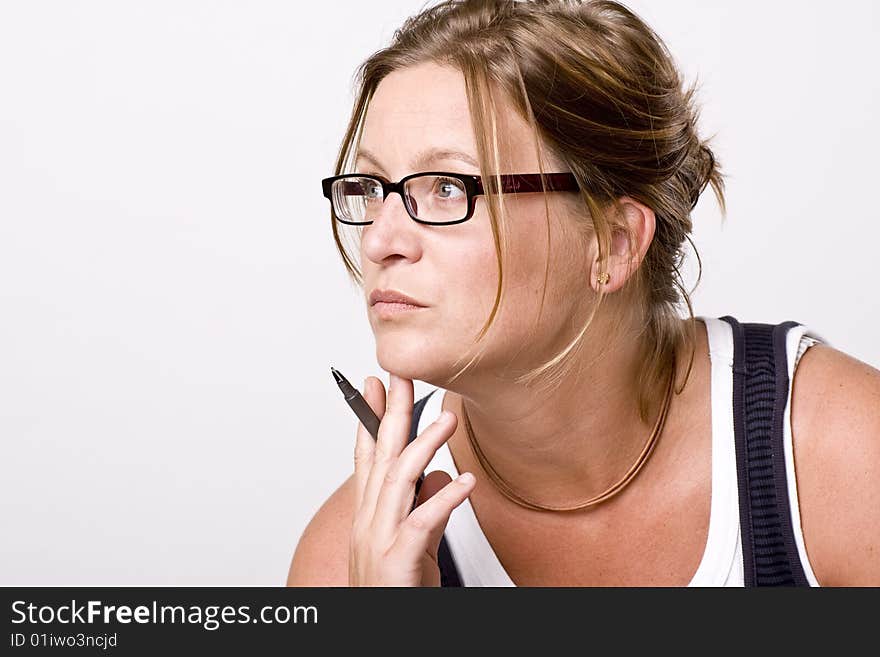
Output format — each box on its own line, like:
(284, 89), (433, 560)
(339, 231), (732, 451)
(476, 172), (580, 194)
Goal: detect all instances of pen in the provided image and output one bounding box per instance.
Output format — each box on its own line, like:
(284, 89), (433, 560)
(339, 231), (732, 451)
(330, 366), (425, 511)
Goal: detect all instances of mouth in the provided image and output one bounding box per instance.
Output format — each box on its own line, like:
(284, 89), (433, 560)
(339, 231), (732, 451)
(370, 301), (429, 319)
(368, 287), (428, 308)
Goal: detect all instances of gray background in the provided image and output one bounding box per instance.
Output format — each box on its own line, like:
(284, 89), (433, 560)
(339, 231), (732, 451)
(1, 0), (877, 585)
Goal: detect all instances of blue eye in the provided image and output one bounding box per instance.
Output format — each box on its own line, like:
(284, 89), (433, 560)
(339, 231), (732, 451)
(434, 177), (465, 200)
(362, 180), (383, 200)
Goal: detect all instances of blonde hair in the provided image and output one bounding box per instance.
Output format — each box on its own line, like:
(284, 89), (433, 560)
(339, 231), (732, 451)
(330, 0), (726, 424)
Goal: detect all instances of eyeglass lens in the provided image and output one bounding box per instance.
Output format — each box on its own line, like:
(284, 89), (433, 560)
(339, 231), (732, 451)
(331, 175), (468, 224)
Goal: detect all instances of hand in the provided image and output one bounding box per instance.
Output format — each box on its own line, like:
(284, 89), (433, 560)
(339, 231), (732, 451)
(349, 373), (476, 586)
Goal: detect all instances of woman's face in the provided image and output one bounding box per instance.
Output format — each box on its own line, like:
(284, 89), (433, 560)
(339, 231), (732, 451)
(357, 61), (594, 387)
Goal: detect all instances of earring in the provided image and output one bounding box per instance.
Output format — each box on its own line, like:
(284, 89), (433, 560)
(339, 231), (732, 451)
(597, 272), (611, 285)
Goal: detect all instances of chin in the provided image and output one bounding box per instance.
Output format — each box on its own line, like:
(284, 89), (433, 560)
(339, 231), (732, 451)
(374, 342), (448, 384)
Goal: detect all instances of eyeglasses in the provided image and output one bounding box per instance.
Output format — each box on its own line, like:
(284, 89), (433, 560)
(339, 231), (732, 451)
(321, 171), (580, 226)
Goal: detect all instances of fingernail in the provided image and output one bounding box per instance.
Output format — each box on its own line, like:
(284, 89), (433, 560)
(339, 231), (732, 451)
(362, 377), (369, 394)
(457, 472), (474, 484)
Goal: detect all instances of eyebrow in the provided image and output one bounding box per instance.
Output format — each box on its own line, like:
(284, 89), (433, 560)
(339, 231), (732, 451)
(355, 147), (479, 173)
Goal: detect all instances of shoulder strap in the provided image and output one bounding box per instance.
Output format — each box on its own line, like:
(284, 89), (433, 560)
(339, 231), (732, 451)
(719, 315), (810, 586)
(409, 389), (463, 587)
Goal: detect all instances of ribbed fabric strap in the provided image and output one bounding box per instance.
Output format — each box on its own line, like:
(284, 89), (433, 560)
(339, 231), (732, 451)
(720, 315), (809, 586)
(409, 389), (463, 587)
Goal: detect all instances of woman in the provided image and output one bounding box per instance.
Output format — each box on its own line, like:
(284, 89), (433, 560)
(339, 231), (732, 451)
(288, 0), (880, 586)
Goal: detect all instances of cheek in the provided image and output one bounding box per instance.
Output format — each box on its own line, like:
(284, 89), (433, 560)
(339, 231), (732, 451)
(495, 201), (588, 325)
(437, 215), (547, 345)
(500, 200), (555, 300)
(442, 243), (500, 323)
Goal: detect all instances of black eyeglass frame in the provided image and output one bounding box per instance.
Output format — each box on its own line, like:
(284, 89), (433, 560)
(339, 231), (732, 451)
(321, 171), (581, 226)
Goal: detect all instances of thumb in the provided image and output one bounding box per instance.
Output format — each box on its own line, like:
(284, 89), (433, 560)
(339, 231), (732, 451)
(415, 470), (454, 507)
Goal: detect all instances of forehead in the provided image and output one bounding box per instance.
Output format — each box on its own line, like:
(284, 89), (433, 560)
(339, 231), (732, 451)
(364, 62), (471, 137)
(359, 61), (536, 171)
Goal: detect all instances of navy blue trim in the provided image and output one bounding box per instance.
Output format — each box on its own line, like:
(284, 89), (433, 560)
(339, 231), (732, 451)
(409, 389), (463, 587)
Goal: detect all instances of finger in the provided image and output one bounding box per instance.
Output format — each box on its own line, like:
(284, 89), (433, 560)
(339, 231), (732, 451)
(393, 472), (476, 563)
(371, 410), (457, 538)
(353, 376), (386, 515)
(361, 373), (413, 522)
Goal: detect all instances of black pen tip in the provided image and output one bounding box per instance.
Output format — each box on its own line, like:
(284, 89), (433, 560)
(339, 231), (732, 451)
(330, 366), (345, 385)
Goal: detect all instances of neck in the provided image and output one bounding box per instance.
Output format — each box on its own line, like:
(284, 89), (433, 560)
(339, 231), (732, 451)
(442, 317), (702, 509)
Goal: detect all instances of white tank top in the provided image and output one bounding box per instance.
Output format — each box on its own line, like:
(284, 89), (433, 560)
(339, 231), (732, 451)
(418, 315), (829, 586)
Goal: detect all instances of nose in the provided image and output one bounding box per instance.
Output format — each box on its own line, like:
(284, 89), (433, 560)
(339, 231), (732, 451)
(370, 186), (414, 226)
(360, 186), (423, 264)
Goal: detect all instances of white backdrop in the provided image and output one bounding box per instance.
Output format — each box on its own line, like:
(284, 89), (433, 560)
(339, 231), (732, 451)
(1, 1), (878, 585)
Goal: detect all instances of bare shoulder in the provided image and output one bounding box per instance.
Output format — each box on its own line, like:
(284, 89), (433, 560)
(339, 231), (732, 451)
(790, 342), (880, 586)
(286, 474), (356, 587)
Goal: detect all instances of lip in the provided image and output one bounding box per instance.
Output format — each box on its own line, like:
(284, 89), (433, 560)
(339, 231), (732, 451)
(371, 301), (428, 319)
(368, 288), (428, 307)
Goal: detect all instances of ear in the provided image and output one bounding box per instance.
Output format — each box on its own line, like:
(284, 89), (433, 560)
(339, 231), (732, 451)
(589, 196), (656, 293)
